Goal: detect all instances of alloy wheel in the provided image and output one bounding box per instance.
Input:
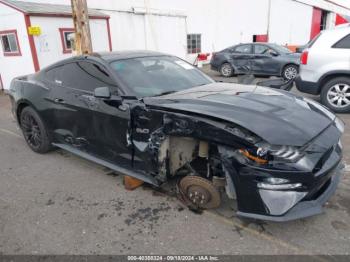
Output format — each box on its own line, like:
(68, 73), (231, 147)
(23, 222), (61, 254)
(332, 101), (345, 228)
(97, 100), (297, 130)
(21, 114), (42, 149)
(284, 66), (298, 80)
(327, 83), (350, 108)
(221, 64), (232, 77)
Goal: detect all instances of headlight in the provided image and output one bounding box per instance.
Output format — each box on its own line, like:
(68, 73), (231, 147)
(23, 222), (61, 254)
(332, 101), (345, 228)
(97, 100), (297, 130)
(239, 144), (303, 164)
(268, 145), (303, 162)
(335, 117), (345, 133)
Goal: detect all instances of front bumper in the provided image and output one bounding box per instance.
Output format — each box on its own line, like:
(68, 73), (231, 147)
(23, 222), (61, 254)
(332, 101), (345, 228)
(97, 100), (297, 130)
(237, 163), (343, 222)
(219, 121), (343, 222)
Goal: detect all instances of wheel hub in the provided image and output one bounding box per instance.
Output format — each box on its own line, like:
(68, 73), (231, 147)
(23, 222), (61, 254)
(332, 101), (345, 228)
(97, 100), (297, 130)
(221, 64), (232, 76)
(187, 185), (210, 205)
(178, 176), (221, 209)
(327, 83), (350, 108)
(284, 67), (297, 80)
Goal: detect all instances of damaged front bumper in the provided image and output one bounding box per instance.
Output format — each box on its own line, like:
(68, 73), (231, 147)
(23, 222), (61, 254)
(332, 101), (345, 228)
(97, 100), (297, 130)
(237, 164), (343, 222)
(219, 122), (344, 222)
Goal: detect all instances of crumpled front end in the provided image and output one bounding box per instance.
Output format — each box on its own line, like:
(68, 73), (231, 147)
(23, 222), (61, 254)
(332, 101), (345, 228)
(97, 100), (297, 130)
(132, 93), (345, 221)
(218, 119), (344, 221)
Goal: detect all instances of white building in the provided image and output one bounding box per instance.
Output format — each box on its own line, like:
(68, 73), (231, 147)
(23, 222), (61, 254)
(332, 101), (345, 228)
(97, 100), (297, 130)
(0, 0), (111, 89)
(1, 0), (350, 90)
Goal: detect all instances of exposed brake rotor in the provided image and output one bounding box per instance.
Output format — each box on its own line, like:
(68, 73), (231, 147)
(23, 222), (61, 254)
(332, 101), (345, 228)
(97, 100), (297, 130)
(178, 176), (221, 209)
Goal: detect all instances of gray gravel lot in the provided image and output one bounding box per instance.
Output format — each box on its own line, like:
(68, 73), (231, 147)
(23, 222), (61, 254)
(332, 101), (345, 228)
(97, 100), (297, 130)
(1, 67), (350, 255)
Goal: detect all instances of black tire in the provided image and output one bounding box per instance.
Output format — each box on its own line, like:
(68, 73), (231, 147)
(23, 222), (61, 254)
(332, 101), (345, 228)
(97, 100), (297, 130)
(282, 64), (298, 80)
(320, 77), (350, 113)
(20, 106), (52, 153)
(220, 63), (234, 77)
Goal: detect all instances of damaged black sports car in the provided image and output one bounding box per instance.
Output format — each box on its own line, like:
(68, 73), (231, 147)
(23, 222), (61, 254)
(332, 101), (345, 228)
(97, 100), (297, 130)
(8, 51), (345, 221)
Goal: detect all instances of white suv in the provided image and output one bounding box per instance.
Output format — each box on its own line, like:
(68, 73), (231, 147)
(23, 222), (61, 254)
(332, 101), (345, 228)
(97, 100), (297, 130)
(295, 24), (350, 113)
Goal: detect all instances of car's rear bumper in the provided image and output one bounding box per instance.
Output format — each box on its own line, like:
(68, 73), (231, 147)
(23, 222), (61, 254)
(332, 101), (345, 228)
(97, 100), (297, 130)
(237, 163), (343, 222)
(295, 75), (320, 95)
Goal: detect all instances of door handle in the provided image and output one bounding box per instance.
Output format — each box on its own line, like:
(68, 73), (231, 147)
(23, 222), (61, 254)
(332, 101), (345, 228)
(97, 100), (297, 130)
(54, 98), (65, 104)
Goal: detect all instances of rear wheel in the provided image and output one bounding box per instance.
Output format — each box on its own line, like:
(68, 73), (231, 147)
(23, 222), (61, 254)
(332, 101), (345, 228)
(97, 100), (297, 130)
(20, 107), (52, 153)
(321, 77), (350, 113)
(282, 64), (298, 80)
(220, 63), (234, 77)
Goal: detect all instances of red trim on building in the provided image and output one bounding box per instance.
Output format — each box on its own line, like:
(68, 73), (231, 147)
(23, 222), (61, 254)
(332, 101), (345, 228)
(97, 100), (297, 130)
(24, 15), (40, 72)
(310, 8), (322, 40)
(59, 28), (74, 54)
(335, 14), (348, 25)
(106, 18), (113, 51)
(0, 29), (22, 56)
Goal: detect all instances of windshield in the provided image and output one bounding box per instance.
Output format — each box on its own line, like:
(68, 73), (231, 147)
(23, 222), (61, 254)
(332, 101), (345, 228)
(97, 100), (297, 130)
(269, 44), (292, 54)
(110, 56), (213, 97)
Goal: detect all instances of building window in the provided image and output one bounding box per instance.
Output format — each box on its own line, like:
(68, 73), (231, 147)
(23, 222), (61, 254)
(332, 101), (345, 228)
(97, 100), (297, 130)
(0, 30), (21, 56)
(59, 28), (75, 54)
(187, 34), (201, 54)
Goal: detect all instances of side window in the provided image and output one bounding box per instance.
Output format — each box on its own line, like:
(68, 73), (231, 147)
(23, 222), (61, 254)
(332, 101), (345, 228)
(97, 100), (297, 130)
(234, 45), (252, 54)
(333, 34), (350, 49)
(60, 62), (113, 92)
(46, 66), (63, 84)
(254, 45), (269, 54)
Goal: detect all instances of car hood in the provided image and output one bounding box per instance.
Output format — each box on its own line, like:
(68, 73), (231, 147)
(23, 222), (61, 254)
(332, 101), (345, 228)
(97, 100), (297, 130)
(143, 83), (335, 147)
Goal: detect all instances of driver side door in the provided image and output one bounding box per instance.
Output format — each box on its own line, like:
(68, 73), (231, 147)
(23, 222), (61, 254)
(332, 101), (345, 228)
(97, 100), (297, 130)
(52, 61), (133, 169)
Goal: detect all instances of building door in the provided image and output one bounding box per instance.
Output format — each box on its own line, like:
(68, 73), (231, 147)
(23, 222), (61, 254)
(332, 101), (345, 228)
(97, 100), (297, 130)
(310, 8), (330, 40)
(310, 8), (322, 40)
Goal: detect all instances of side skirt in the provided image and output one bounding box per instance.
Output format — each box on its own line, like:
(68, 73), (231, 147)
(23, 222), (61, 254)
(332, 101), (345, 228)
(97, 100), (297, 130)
(52, 143), (159, 186)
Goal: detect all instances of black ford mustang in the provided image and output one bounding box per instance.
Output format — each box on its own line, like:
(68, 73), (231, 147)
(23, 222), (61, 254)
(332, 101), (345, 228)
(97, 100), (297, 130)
(8, 51), (344, 221)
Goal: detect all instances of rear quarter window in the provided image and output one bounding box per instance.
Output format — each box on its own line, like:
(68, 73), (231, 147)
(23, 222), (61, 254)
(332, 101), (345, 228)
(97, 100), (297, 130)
(46, 66), (63, 82)
(332, 34), (350, 49)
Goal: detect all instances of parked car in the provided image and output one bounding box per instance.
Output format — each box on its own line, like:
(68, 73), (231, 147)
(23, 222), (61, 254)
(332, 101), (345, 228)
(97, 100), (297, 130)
(295, 25), (350, 113)
(210, 43), (300, 80)
(8, 51), (344, 221)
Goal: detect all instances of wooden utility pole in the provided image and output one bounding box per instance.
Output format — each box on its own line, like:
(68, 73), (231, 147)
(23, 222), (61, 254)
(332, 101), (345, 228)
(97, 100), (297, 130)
(71, 0), (92, 55)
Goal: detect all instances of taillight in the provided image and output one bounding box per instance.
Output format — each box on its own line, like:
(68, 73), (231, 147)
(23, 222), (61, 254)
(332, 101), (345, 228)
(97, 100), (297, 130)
(300, 50), (308, 65)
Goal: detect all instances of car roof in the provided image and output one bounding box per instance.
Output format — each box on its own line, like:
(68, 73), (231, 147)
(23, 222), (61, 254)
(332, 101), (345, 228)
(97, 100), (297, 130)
(311, 25), (350, 48)
(41, 50), (171, 71)
(92, 50), (168, 62)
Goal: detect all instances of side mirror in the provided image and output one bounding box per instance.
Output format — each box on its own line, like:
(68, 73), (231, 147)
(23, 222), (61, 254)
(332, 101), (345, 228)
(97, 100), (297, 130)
(94, 86), (111, 99)
(269, 50), (279, 56)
